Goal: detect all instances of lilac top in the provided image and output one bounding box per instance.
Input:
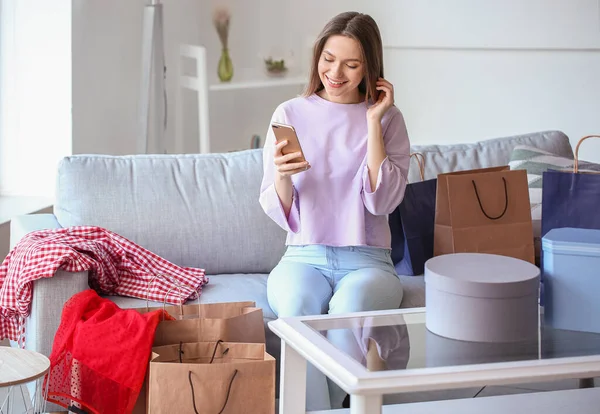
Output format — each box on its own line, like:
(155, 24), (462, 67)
(259, 93), (410, 249)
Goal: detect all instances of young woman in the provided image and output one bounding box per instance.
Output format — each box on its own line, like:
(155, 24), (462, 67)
(259, 11), (410, 410)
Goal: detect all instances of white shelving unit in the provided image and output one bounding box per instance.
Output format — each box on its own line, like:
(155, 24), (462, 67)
(209, 76), (307, 91)
(175, 44), (307, 154)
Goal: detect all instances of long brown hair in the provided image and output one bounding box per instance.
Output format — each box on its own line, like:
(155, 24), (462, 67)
(303, 12), (384, 103)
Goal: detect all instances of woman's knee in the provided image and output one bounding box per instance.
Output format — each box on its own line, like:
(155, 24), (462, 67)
(267, 262), (332, 317)
(329, 269), (403, 314)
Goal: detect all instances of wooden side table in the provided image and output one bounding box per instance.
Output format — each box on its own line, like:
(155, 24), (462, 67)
(0, 346), (50, 413)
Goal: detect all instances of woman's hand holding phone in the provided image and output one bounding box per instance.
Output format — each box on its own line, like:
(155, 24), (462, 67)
(274, 140), (311, 177)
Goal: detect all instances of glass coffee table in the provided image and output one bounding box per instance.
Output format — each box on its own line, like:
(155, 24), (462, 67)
(268, 307), (600, 414)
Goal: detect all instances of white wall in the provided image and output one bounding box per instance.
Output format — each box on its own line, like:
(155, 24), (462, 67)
(72, 0), (144, 155)
(72, 0), (322, 155)
(72, 0), (600, 162)
(368, 0), (600, 163)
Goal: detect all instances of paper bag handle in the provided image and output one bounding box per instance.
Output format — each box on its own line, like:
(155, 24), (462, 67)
(188, 369), (238, 414)
(574, 135), (600, 174)
(163, 283), (185, 318)
(208, 340), (229, 363)
(145, 274), (185, 319)
(182, 341), (237, 413)
(472, 177), (509, 220)
(410, 152), (425, 181)
(178, 340), (229, 364)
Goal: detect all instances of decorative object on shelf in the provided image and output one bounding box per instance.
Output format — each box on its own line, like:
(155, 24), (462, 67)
(213, 5), (233, 82)
(264, 57), (288, 77)
(175, 45), (308, 156)
(250, 135), (261, 149)
(218, 48), (234, 82)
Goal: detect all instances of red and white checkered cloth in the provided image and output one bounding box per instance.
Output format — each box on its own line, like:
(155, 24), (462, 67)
(0, 226), (208, 344)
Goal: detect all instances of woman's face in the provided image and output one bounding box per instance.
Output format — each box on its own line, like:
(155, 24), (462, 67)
(317, 35), (365, 104)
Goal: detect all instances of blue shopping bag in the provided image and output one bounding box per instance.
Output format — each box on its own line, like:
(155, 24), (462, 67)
(541, 170), (600, 237)
(392, 178), (437, 276)
(540, 135), (600, 305)
(540, 169), (600, 305)
(541, 135), (600, 237)
(390, 153), (437, 276)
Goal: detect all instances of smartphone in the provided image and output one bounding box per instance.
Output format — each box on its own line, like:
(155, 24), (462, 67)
(271, 122), (306, 164)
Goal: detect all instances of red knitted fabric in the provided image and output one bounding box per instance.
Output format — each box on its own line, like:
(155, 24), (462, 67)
(44, 289), (173, 414)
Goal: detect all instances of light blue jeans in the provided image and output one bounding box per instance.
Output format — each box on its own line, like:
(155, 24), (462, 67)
(267, 245), (404, 411)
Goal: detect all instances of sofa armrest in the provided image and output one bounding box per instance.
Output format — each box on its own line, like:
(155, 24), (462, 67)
(9, 214), (89, 357)
(25, 270), (89, 356)
(10, 213), (61, 248)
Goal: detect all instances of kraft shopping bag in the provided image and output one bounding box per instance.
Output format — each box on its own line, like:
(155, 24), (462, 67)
(141, 300), (266, 346)
(148, 341), (276, 414)
(434, 166), (535, 264)
(133, 297), (267, 413)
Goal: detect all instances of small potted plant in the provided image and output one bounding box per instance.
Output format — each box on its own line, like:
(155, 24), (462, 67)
(264, 57), (288, 77)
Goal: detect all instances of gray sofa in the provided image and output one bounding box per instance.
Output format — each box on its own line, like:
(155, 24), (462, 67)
(10, 130), (573, 409)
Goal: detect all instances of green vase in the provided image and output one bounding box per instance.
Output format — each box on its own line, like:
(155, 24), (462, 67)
(218, 48), (234, 82)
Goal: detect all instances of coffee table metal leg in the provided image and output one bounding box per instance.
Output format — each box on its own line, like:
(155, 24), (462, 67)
(279, 339), (307, 414)
(350, 394), (382, 414)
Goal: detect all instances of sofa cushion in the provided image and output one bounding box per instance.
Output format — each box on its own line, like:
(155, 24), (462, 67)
(108, 273), (275, 321)
(408, 130), (573, 183)
(54, 131), (572, 276)
(54, 150), (287, 275)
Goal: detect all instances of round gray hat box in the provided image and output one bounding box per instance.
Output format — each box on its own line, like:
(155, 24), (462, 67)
(425, 253), (540, 343)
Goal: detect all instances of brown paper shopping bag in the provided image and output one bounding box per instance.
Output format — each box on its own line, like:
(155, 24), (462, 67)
(148, 341), (276, 414)
(133, 301), (266, 413)
(143, 301), (266, 346)
(434, 166), (535, 263)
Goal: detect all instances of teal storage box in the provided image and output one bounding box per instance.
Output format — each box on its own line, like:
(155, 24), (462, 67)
(542, 227), (600, 333)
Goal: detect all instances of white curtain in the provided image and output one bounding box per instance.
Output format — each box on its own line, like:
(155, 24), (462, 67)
(0, 0), (71, 197)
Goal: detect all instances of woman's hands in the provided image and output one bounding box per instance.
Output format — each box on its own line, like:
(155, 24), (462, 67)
(366, 77), (395, 122)
(365, 78), (394, 191)
(272, 139), (309, 218)
(274, 140), (310, 178)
